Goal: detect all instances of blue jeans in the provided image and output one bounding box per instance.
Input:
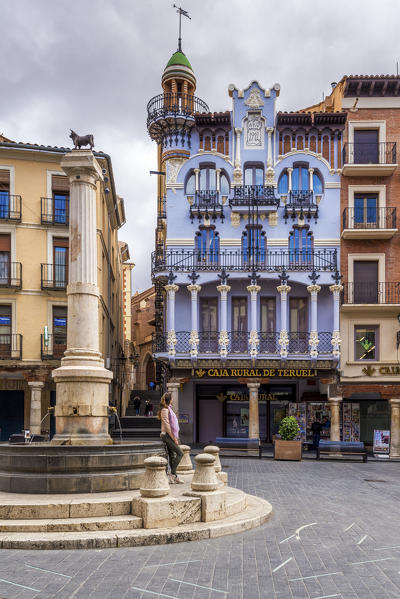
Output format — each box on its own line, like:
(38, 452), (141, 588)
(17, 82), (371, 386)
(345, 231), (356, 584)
(312, 434), (320, 450)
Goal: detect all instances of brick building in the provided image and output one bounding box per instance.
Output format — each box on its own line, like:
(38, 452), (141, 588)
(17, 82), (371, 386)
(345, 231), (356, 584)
(131, 287), (156, 391)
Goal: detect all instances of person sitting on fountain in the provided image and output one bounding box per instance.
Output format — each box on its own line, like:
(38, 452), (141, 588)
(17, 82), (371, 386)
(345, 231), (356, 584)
(158, 392), (184, 484)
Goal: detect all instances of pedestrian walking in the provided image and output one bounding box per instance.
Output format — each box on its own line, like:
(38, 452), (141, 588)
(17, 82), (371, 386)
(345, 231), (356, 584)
(311, 418), (323, 450)
(144, 400), (150, 417)
(148, 401), (153, 417)
(133, 396), (141, 416)
(158, 392), (183, 484)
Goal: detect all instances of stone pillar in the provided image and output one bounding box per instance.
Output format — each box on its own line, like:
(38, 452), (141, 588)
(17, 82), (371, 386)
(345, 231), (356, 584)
(233, 128), (243, 184)
(217, 283), (231, 359)
(140, 456), (170, 497)
(176, 445), (194, 474)
(390, 399), (400, 457)
(307, 284), (321, 359)
(329, 284), (343, 359)
(248, 382), (260, 439)
(308, 167), (314, 192)
(216, 168), (221, 192)
(194, 168), (200, 192)
(266, 127), (274, 168)
(203, 445), (222, 472)
(187, 284), (201, 359)
(165, 283), (179, 359)
(52, 150), (113, 445)
(167, 381), (180, 418)
(329, 397), (342, 441)
(277, 283), (291, 359)
(247, 284), (260, 359)
(28, 382), (44, 435)
(287, 167), (293, 192)
(191, 454), (218, 491)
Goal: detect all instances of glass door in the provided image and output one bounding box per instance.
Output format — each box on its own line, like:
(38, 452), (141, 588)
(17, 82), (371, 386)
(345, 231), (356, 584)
(231, 297), (248, 352)
(260, 297), (276, 353)
(354, 194), (377, 228)
(289, 297), (308, 353)
(53, 238), (68, 288)
(200, 298), (218, 352)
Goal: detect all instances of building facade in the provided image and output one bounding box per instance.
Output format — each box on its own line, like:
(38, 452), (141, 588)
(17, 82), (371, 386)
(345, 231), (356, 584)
(0, 139), (128, 440)
(148, 48), (345, 444)
(131, 286), (157, 393)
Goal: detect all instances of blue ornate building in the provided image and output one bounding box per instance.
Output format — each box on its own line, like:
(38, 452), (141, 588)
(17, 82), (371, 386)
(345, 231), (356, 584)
(147, 45), (346, 444)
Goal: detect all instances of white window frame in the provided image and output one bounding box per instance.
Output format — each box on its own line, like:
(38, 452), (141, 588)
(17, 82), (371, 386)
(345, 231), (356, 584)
(47, 300), (67, 354)
(348, 120), (386, 163)
(348, 184), (386, 229)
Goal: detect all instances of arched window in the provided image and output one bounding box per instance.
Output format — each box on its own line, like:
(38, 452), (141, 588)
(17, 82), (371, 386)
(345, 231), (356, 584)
(195, 227), (219, 264)
(185, 172), (195, 195)
(289, 227), (313, 265)
(199, 164), (216, 190)
(278, 172), (288, 194)
(244, 164), (264, 187)
(278, 166), (323, 193)
(241, 226), (266, 264)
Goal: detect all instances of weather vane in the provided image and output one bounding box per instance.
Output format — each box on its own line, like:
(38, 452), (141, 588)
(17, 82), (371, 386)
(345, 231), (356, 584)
(173, 4), (191, 52)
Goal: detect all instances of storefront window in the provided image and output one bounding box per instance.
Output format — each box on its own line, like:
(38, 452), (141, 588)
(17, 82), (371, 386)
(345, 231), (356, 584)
(355, 326), (378, 360)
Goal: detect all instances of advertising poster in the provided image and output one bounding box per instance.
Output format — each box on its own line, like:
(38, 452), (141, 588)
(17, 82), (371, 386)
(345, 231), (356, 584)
(240, 408), (249, 427)
(373, 430), (390, 455)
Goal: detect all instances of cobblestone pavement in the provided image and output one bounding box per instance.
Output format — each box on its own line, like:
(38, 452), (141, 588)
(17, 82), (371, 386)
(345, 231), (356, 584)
(1, 458), (400, 599)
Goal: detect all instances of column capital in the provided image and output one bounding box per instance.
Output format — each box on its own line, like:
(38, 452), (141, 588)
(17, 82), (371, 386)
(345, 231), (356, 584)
(329, 284), (343, 293)
(28, 381), (45, 389)
(247, 284), (261, 294)
(277, 284), (291, 294)
(215, 168), (221, 174)
(286, 167), (293, 173)
(167, 381), (180, 390)
(235, 127), (242, 135)
(193, 168), (200, 174)
(390, 398), (400, 406)
(165, 284), (179, 293)
(266, 126), (274, 133)
(308, 167), (315, 174)
(217, 284), (231, 294)
(247, 382), (260, 390)
(187, 284), (201, 293)
(60, 150), (103, 186)
(328, 396), (343, 404)
(307, 284), (321, 294)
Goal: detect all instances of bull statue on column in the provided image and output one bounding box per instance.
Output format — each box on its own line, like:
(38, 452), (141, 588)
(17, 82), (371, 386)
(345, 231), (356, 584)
(69, 129), (94, 150)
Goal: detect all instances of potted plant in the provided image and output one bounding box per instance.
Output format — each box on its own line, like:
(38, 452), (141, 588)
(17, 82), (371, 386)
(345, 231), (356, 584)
(274, 416), (302, 461)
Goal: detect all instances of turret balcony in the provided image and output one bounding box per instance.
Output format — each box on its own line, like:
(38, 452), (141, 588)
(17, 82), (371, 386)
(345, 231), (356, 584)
(147, 93), (209, 143)
(342, 142), (397, 176)
(229, 185), (279, 212)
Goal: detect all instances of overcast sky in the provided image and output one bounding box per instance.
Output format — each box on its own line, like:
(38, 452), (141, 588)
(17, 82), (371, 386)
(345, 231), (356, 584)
(1, 0), (399, 292)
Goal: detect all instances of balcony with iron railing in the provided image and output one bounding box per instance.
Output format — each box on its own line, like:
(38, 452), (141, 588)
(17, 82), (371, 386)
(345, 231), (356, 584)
(342, 282), (400, 307)
(41, 333), (67, 360)
(147, 93), (209, 143)
(342, 207), (397, 239)
(0, 334), (23, 359)
(342, 142), (397, 176)
(229, 185), (280, 210)
(0, 194), (21, 222)
(0, 262), (22, 289)
(152, 249), (338, 275)
(153, 331), (335, 358)
(41, 197), (69, 226)
(188, 190), (224, 222)
(282, 191), (319, 223)
(41, 264), (68, 291)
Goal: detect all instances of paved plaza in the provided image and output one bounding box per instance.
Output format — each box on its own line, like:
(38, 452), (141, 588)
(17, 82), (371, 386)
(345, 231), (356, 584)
(1, 457), (400, 599)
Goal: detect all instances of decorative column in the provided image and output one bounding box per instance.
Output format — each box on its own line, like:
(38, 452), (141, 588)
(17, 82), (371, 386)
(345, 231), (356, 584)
(307, 282), (321, 359)
(217, 283), (231, 359)
(277, 280), (291, 359)
(28, 382), (44, 435)
(167, 381), (180, 418)
(329, 283), (343, 359)
(265, 127), (275, 185)
(165, 282), (179, 360)
(194, 168), (200, 192)
(287, 167), (293, 192)
(215, 168), (221, 192)
(390, 399), (400, 458)
(308, 167), (314, 192)
(247, 382), (260, 440)
(233, 128), (243, 184)
(52, 150), (113, 445)
(187, 283), (201, 359)
(247, 283), (261, 359)
(329, 397), (342, 441)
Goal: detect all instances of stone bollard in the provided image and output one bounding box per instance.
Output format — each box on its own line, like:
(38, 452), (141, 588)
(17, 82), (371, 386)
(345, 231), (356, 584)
(176, 445), (194, 474)
(191, 453), (218, 492)
(203, 445), (222, 472)
(140, 456), (170, 497)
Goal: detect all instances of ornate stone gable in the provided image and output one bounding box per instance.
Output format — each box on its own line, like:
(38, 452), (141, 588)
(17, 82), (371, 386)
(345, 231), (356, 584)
(245, 87), (264, 109)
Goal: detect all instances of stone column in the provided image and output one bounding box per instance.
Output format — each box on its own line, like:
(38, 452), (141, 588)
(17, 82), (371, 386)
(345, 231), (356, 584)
(194, 168), (200, 192)
(247, 284), (261, 359)
(215, 168), (221, 192)
(308, 167), (314, 192)
(167, 381), (180, 418)
(277, 283), (291, 359)
(248, 382), (260, 439)
(233, 128), (243, 184)
(140, 456), (170, 497)
(390, 399), (400, 457)
(28, 382), (44, 435)
(217, 283), (231, 359)
(187, 284), (201, 359)
(329, 397), (342, 441)
(52, 150), (113, 445)
(329, 284), (343, 359)
(165, 283), (179, 359)
(307, 284), (321, 359)
(265, 127), (275, 185)
(287, 167), (293, 192)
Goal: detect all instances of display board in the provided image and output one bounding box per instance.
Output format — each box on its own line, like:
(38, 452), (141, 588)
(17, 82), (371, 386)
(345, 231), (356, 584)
(343, 403), (360, 442)
(373, 429), (390, 455)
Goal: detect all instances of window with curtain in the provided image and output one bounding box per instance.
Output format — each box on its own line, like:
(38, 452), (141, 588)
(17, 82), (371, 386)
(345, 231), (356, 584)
(195, 228), (219, 263)
(289, 227), (313, 264)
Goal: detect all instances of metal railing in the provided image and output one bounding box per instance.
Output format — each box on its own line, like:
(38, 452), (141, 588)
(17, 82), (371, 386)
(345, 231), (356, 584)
(189, 191), (224, 220)
(0, 334), (22, 359)
(342, 142), (397, 165)
(286, 190), (317, 208)
(41, 197), (69, 226)
(41, 334), (67, 359)
(0, 194), (21, 222)
(342, 282), (400, 304)
(41, 264), (68, 290)
(147, 93), (209, 127)
(230, 185), (279, 207)
(152, 249), (338, 274)
(342, 207), (396, 230)
(0, 262), (22, 288)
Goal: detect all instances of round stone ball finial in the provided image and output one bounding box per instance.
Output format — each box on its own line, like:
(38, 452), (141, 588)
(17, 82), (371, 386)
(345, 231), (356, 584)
(140, 456), (170, 497)
(191, 453), (218, 492)
(203, 445), (222, 472)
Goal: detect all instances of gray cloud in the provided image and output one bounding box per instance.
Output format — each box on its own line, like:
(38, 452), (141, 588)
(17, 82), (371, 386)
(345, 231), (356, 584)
(1, 0), (399, 291)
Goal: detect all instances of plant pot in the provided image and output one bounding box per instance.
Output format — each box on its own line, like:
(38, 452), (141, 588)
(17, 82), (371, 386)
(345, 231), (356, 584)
(274, 439), (302, 461)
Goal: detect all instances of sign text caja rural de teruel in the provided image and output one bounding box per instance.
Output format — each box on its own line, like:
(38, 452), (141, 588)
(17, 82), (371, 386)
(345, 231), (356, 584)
(194, 368), (317, 378)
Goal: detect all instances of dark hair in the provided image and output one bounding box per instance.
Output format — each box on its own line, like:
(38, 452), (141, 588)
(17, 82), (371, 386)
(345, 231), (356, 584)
(157, 392), (172, 419)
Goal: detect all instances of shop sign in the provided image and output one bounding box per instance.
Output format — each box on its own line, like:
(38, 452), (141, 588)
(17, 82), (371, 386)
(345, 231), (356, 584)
(363, 365), (400, 377)
(216, 392), (278, 402)
(194, 367), (317, 379)
(373, 430), (390, 455)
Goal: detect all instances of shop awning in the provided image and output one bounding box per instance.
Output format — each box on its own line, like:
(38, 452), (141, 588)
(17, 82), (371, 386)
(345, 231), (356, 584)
(347, 392), (382, 400)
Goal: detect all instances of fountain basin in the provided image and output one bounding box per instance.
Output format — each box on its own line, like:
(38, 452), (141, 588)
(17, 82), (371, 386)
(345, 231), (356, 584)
(0, 442), (164, 494)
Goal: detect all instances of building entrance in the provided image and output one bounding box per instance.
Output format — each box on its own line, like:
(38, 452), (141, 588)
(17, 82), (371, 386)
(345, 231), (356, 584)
(0, 390), (24, 441)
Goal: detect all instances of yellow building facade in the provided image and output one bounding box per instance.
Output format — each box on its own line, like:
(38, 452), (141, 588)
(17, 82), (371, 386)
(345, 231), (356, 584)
(0, 139), (128, 440)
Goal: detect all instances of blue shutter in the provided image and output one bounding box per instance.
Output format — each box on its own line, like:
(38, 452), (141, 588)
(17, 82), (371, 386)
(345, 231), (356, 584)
(242, 233), (248, 263)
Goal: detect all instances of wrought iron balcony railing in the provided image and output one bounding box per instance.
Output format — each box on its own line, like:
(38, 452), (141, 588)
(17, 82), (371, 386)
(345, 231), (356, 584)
(0, 262), (22, 288)
(342, 207), (396, 230)
(342, 142), (396, 165)
(41, 197), (69, 226)
(152, 249), (337, 274)
(147, 93), (209, 128)
(0, 334), (22, 359)
(189, 190), (224, 222)
(342, 282), (400, 305)
(41, 264), (68, 290)
(229, 185), (279, 207)
(0, 194), (21, 222)
(41, 333), (67, 360)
